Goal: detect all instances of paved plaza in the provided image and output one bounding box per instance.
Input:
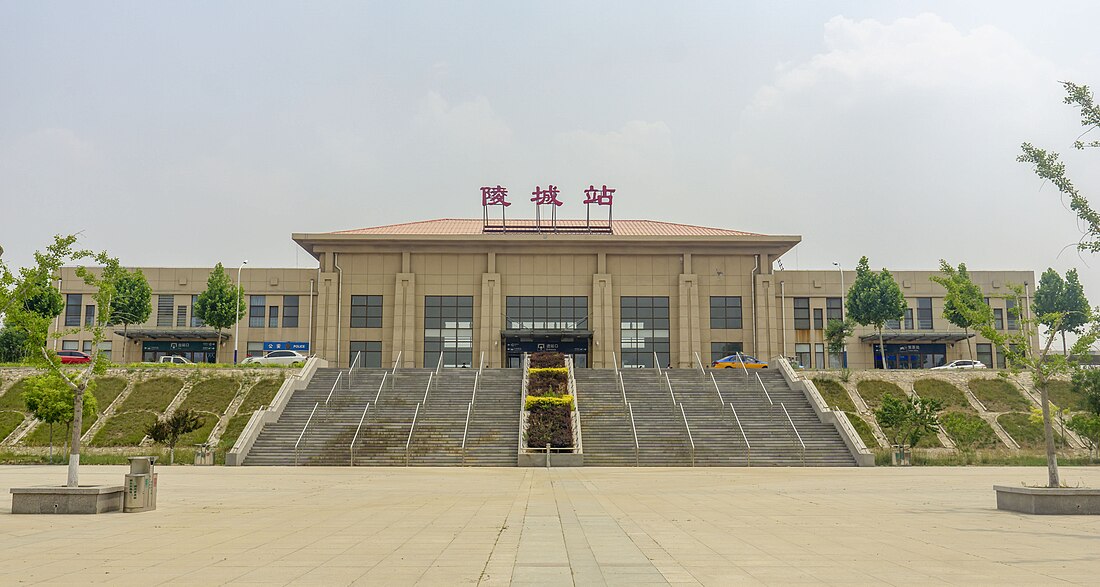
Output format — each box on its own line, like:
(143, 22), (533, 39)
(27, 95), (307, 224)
(2, 465), (1100, 585)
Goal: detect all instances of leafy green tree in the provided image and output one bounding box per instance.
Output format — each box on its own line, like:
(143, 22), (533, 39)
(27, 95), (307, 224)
(824, 318), (854, 368)
(1034, 268), (1092, 355)
(1072, 368), (1100, 415)
(1033, 268), (1065, 328)
(0, 326), (29, 362)
(1018, 81), (1100, 253)
(107, 268), (152, 363)
(23, 373), (97, 463)
(875, 393), (941, 448)
(930, 260), (992, 360)
(940, 411), (987, 453)
(146, 408), (204, 464)
(1067, 413), (1100, 461)
(846, 256), (906, 370)
(979, 284), (1099, 487)
(193, 263), (245, 342)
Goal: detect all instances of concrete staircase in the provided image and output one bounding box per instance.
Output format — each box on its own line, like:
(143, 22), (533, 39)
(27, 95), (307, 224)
(574, 370), (638, 466)
(463, 369), (522, 466)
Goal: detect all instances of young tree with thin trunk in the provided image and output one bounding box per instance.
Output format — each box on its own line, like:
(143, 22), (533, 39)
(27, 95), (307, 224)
(845, 256), (906, 370)
(107, 268), (152, 363)
(930, 260), (992, 360)
(193, 263), (245, 343)
(147, 408), (204, 465)
(23, 374), (97, 463)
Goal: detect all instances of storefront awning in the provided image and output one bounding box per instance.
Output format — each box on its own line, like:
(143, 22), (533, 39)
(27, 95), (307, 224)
(858, 332), (974, 344)
(113, 329), (229, 341)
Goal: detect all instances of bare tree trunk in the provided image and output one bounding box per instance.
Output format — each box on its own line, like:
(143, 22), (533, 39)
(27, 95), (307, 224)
(170, 446), (175, 465)
(1062, 331), (1068, 357)
(878, 329), (889, 370)
(1038, 380), (1060, 487)
(965, 328), (973, 360)
(68, 388), (84, 487)
(123, 323), (128, 363)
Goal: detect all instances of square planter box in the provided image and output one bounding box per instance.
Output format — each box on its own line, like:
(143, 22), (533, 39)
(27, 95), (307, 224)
(994, 485), (1100, 515)
(10, 485), (125, 514)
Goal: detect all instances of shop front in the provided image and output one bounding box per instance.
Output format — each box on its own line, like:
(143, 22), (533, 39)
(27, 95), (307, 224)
(142, 340), (218, 363)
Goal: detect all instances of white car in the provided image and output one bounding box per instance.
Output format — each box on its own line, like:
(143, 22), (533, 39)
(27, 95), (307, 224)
(242, 350), (308, 366)
(157, 355), (193, 365)
(931, 360), (987, 370)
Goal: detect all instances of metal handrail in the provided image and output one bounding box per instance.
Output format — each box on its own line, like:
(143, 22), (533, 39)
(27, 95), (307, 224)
(780, 402), (806, 466)
(405, 402), (420, 467)
(373, 371), (387, 405)
(736, 352), (749, 378)
(693, 351), (705, 377)
(567, 356), (583, 454)
(423, 372), (433, 404)
(653, 352), (662, 377)
(478, 351), (484, 377)
(664, 373), (677, 405)
(618, 371), (628, 405)
(679, 403), (695, 467)
(518, 353), (529, 456)
(351, 350), (362, 373)
(461, 371), (480, 465)
(612, 351), (618, 376)
(392, 350), (402, 374)
(710, 373), (724, 405)
(729, 403), (750, 466)
(294, 402), (320, 466)
(628, 402), (639, 466)
(349, 402), (370, 466)
(435, 354), (444, 376)
(755, 372), (773, 406)
(326, 372), (342, 407)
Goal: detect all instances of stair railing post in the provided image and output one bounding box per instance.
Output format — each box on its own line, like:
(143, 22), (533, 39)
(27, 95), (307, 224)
(545, 443), (551, 468)
(653, 351), (662, 378)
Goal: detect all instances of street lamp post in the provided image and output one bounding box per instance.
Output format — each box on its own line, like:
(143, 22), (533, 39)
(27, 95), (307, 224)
(234, 260), (248, 364)
(833, 262), (846, 368)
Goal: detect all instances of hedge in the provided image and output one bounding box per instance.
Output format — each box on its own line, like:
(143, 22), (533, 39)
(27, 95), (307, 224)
(526, 402), (572, 448)
(528, 368), (568, 396)
(530, 352), (566, 368)
(525, 395), (573, 410)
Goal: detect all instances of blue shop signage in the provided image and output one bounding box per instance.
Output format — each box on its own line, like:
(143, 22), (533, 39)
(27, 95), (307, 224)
(263, 341), (310, 352)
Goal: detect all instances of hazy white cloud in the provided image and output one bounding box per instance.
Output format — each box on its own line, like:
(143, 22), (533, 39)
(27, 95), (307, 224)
(556, 120), (672, 161)
(414, 92), (512, 146)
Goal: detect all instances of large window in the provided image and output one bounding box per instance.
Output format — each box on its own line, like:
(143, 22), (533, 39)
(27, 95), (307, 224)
(793, 298), (810, 330)
(191, 295), (205, 327)
(246, 341), (264, 358)
(815, 343), (825, 370)
(506, 296), (588, 330)
(977, 343), (993, 368)
(85, 304), (96, 327)
(98, 341), (112, 362)
(709, 296), (742, 329)
(794, 343), (811, 368)
(283, 296), (299, 328)
(620, 296), (670, 368)
(424, 296), (473, 368)
(350, 341), (382, 368)
(62, 340), (78, 351)
(917, 298), (933, 330)
(813, 308), (823, 330)
(826, 297), (843, 322)
(249, 296), (265, 328)
(156, 295), (174, 327)
(993, 308), (1004, 330)
(268, 305), (279, 329)
(904, 308), (914, 330)
(710, 342), (743, 363)
(1006, 299), (1019, 330)
(351, 295), (383, 328)
(176, 305), (186, 327)
(64, 294), (82, 327)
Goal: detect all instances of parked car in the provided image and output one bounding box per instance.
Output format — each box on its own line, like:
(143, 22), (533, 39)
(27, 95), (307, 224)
(931, 359), (987, 370)
(241, 350), (308, 366)
(156, 355), (193, 365)
(57, 350), (91, 364)
(712, 354), (768, 369)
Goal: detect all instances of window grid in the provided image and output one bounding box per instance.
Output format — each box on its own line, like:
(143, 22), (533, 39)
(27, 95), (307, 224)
(620, 296), (670, 368)
(350, 341), (383, 368)
(191, 295), (205, 327)
(506, 296), (588, 330)
(156, 295), (174, 327)
(826, 298), (843, 322)
(84, 305), (96, 327)
(424, 296), (474, 368)
(793, 298), (810, 330)
(917, 298), (933, 330)
(65, 294), (82, 327)
(283, 296), (299, 328)
(351, 295), (383, 328)
(249, 296), (266, 328)
(709, 296), (743, 330)
(710, 342), (743, 363)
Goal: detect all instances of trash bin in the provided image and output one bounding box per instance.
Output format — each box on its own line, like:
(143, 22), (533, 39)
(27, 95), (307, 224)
(124, 456), (158, 512)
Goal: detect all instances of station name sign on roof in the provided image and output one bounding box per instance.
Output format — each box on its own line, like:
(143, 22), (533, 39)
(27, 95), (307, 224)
(481, 184), (616, 234)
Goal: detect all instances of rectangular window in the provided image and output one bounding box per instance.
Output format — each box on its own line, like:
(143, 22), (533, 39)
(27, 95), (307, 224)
(815, 343), (825, 370)
(794, 343), (811, 369)
(283, 296), (299, 328)
(708, 296), (742, 329)
(350, 341), (382, 368)
(917, 298), (933, 330)
(249, 296), (266, 328)
(268, 306), (279, 329)
(993, 308), (1004, 330)
(710, 342), (743, 363)
(65, 294), (82, 327)
(424, 296), (474, 368)
(904, 308), (914, 330)
(84, 305), (95, 327)
(156, 295), (174, 327)
(82, 340), (93, 353)
(176, 305), (187, 327)
(98, 341), (112, 362)
(620, 296), (670, 368)
(191, 295), (205, 327)
(793, 298), (810, 330)
(813, 308), (824, 330)
(996, 347), (1006, 369)
(886, 316), (901, 330)
(506, 296), (589, 330)
(1006, 299), (1019, 330)
(976, 343), (993, 368)
(350, 295), (383, 328)
(826, 297), (843, 322)
(247, 341), (264, 358)
(62, 340), (78, 351)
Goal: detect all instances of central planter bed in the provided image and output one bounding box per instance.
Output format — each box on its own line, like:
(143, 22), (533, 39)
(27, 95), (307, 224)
(519, 352), (581, 466)
(994, 485), (1100, 515)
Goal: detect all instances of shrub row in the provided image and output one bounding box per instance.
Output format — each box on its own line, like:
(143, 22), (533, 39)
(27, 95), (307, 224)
(528, 368), (568, 396)
(530, 352), (566, 368)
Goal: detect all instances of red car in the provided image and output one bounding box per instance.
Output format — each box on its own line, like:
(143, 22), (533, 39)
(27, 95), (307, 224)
(57, 350), (91, 364)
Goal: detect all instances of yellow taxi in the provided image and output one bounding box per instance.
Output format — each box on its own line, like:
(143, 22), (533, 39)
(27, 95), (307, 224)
(711, 354), (768, 369)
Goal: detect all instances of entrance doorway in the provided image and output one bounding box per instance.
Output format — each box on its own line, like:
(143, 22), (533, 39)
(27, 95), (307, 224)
(504, 335), (589, 368)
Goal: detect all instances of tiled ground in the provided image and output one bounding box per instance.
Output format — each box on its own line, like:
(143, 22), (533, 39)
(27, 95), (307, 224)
(3, 465), (1099, 585)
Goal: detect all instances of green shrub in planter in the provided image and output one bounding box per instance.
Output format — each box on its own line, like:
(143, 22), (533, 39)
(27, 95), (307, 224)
(526, 400), (573, 448)
(530, 352), (566, 368)
(525, 395), (573, 410)
(528, 368), (568, 396)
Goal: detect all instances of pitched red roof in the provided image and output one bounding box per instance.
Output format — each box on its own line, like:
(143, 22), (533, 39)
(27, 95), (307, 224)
(330, 219), (760, 237)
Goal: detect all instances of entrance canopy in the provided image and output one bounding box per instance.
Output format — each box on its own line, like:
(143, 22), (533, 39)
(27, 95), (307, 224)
(858, 332), (973, 344)
(113, 329), (228, 341)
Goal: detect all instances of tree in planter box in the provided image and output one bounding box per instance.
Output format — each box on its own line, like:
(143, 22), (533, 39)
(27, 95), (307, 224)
(525, 395), (573, 448)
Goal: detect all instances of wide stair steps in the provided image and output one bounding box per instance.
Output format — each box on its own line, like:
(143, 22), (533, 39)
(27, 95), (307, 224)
(463, 369), (522, 466)
(575, 370), (640, 466)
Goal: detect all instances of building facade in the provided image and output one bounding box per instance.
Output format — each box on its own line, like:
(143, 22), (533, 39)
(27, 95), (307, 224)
(50, 219), (1035, 370)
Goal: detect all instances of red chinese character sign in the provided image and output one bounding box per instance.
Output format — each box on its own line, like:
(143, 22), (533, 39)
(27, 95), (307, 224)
(479, 183), (617, 234)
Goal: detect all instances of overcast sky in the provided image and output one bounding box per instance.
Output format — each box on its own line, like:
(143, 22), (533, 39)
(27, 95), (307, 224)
(2, 1), (1098, 305)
